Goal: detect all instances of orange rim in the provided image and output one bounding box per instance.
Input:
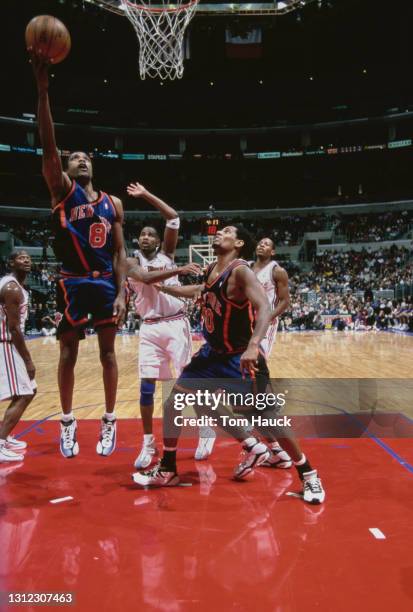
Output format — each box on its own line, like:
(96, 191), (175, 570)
(125, 0), (198, 14)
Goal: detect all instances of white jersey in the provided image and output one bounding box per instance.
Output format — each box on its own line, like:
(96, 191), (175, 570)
(250, 260), (279, 359)
(0, 275), (29, 342)
(252, 260), (278, 308)
(0, 275), (36, 399)
(129, 251), (186, 320)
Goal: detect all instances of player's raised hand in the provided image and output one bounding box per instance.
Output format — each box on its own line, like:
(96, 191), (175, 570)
(240, 345), (259, 379)
(30, 52), (50, 91)
(126, 182), (147, 199)
(113, 294), (126, 328)
(178, 263), (202, 276)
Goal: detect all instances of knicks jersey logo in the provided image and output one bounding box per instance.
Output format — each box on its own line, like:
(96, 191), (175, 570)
(202, 291), (222, 333)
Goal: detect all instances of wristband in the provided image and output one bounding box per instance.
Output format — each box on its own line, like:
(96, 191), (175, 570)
(166, 217), (180, 230)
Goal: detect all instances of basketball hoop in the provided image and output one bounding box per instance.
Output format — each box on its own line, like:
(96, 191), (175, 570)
(120, 0), (200, 80)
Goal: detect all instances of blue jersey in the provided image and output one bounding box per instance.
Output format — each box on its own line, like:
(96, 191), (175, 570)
(51, 181), (117, 274)
(201, 259), (255, 354)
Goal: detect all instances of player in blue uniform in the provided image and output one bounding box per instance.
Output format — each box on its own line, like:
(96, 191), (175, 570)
(32, 56), (126, 458)
(133, 225), (325, 504)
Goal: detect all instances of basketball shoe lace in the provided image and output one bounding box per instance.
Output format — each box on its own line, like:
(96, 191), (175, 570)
(304, 473), (323, 495)
(101, 420), (115, 448)
(141, 461), (163, 477)
(142, 461), (174, 479)
(62, 421), (76, 449)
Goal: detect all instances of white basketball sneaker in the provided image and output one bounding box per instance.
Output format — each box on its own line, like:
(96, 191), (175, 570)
(96, 417), (117, 456)
(195, 426), (216, 461)
(60, 419), (79, 458)
(302, 470), (326, 504)
(6, 435), (28, 451)
(132, 461), (179, 487)
(134, 437), (159, 469)
(0, 443), (24, 463)
(233, 439), (270, 480)
(261, 442), (292, 469)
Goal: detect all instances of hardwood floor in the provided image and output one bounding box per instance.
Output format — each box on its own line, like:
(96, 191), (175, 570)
(18, 330), (412, 421)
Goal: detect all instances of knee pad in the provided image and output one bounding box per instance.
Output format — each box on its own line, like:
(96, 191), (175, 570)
(140, 380), (155, 406)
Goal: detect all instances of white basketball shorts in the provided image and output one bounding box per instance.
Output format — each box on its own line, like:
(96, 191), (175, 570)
(138, 317), (193, 380)
(0, 342), (37, 401)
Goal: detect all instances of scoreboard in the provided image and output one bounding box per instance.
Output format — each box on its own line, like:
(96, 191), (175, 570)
(204, 218), (219, 236)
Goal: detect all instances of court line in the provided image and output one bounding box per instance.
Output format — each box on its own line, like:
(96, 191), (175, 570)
(293, 398), (413, 475)
(369, 528), (386, 539)
(50, 496), (74, 504)
(16, 401), (132, 437)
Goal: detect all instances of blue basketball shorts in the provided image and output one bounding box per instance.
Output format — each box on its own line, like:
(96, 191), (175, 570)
(56, 272), (117, 338)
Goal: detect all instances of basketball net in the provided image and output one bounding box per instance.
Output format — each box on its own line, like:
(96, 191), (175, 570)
(120, 0), (199, 80)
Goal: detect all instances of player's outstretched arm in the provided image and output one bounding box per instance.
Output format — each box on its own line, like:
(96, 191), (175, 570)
(271, 267), (290, 320)
(126, 181), (179, 258)
(31, 54), (70, 207)
(3, 282), (35, 380)
(159, 284), (204, 299)
(127, 258), (200, 285)
(235, 266), (271, 375)
(111, 196), (127, 326)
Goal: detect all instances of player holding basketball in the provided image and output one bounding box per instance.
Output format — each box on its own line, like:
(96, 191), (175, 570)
(32, 56), (126, 458)
(126, 181), (216, 468)
(250, 237), (293, 469)
(133, 225), (325, 504)
(0, 251), (36, 462)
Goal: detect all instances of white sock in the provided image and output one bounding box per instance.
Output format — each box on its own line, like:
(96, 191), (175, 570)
(104, 412), (116, 421)
(144, 434), (154, 445)
(61, 412), (74, 423)
(294, 454), (307, 466)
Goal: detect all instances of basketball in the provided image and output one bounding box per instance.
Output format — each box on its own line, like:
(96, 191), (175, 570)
(25, 15), (71, 64)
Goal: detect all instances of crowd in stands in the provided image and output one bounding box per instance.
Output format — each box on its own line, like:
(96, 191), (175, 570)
(339, 210), (412, 243)
(311, 246), (411, 291)
(280, 245), (413, 332)
(2, 211), (412, 335)
(2, 208), (412, 250)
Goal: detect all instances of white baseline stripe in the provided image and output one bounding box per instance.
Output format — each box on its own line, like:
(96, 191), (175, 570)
(50, 496), (74, 504)
(369, 528), (386, 539)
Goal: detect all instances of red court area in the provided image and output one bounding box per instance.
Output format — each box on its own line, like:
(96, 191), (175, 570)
(1, 419), (412, 612)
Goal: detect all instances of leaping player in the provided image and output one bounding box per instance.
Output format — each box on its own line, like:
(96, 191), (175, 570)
(32, 56), (126, 459)
(126, 182), (216, 469)
(0, 251), (36, 462)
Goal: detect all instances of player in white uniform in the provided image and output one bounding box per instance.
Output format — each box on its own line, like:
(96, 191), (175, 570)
(0, 251), (37, 462)
(251, 237), (293, 469)
(126, 182), (216, 468)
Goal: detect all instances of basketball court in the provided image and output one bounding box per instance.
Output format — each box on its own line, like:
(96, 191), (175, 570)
(2, 331), (413, 610)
